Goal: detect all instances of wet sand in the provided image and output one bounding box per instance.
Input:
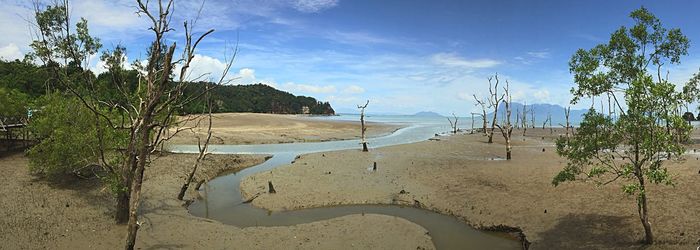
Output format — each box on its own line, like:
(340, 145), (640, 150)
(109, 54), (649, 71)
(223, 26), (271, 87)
(241, 128), (700, 249)
(0, 153), (432, 249)
(4, 113), (699, 249)
(166, 113), (401, 145)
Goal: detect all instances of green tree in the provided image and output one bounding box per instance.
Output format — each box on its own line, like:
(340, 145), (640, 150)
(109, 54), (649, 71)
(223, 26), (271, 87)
(0, 87), (29, 125)
(554, 7), (691, 244)
(27, 93), (125, 177)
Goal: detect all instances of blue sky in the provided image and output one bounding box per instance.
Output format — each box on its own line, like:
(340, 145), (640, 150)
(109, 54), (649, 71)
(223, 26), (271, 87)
(2, 0), (700, 115)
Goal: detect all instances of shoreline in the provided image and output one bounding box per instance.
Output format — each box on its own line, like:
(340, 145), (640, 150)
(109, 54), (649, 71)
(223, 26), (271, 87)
(166, 112), (404, 145)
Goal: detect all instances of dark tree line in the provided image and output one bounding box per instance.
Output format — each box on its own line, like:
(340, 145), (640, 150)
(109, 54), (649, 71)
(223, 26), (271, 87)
(182, 83), (335, 115)
(0, 60), (335, 117)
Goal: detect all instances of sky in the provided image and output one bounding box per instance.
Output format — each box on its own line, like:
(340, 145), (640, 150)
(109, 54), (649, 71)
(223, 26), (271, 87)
(2, 0), (700, 115)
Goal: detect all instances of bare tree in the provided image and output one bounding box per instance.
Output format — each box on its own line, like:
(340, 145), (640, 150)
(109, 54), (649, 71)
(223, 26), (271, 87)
(542, 112), (553, 134)
(357, 100), (369, 152)
(470, 112), (483, 134)
(558, 106), (572, 139)
(530, 106), (536, 128)
(487, 74), (505, 143)
(515, 108), (520, 129)
(125, 1), (238, 248)
(473, 95), (488, 136)
(177, 88), (214, 200)
(28, 1), (233, 249)
(495, 79), (514, 160)
(447, 112), (458, 134)
(521, 101), (528, 136)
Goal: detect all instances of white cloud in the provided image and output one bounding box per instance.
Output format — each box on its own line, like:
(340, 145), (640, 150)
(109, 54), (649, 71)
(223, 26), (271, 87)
(431, 53), (500, 69)
(90, 54), (132, 76)
(72, 1), (142, 31)
(282, 82), (336, 94)
(456, 92), (473, 101)
(236, 68), (257, 83)
(527, 51), (550, 59)
(343, 85), (365, 94)
(533, 89), (550, 100)
(327, 95), (361, 106)
(292, 0), (339, 13)
(0, 43), (23, 61)
(174, 54), (230, 82)
(325, 30), (395, 45)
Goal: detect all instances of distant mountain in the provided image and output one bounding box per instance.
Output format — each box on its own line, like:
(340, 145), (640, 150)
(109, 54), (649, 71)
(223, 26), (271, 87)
(413, 111), (444, 117)
(486, 103), (588, 126)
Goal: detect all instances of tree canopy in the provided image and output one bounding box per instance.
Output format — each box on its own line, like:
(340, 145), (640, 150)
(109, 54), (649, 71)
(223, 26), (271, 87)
(554, 7), (694, 244)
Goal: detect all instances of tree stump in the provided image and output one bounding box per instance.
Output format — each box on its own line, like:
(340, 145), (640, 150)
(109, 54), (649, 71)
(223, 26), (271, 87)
(268, 181), (276, 194)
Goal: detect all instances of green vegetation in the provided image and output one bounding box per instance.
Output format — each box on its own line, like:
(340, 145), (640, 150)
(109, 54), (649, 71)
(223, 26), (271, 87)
(0, 60), (335, 116)
(184, 83), (335, 115)
(0, 87), (29, 125)
(26, 93), (126, 178)
(554, 7), (696, 244)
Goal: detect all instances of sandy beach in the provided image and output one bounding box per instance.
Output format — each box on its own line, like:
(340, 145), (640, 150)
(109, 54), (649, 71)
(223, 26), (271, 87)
(241, 128), (700, 249)
(166, 113), (401, 145)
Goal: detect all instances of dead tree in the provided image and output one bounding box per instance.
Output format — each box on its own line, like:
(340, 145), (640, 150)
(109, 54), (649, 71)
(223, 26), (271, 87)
(542, 112), (552, 134)
(548, 112), (553, 134)
(495, 79), (514, 160)
(531, 107), (536, 128)
(473, 95), (488, 136)
(447, 113), (458, 134)
(358, 100), (369, 152)
(470, 112), (483, 134)
(559, 106), (572, 139)
(27, 2), (233, 249)
(487, 74), (505, 143)
(177, 87), (214, 200)
(125, 1), (236, 249)
(521, 102), (528, 136)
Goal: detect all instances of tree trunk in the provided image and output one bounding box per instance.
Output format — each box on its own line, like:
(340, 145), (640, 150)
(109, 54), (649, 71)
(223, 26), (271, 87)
(488, 115), (496, 143)
(124, 119), (153, 250)
(640, 198), (654, 244)
(482, 111), (487, 136)
(362, 142), (368, 152)
(506, 139), (512, 160)
(115, 191), (130, 224)
(637, 175), (654, 244)
(124, 161), (145, 250)
(177, 167), (196, 200)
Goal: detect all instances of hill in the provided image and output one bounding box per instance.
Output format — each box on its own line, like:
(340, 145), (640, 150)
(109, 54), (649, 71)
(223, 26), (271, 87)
(413, 111), (443, 117)
(183, 83), (335, 115)
(0, 60), (335, 116)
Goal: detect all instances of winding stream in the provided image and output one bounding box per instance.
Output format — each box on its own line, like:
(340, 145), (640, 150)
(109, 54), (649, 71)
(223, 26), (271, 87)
(170, 116), (520, 249)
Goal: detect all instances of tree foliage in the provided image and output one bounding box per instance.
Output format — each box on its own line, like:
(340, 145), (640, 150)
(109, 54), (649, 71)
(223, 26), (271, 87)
(555, 7), (693, 244)
(0, 60), (335, 116)
(0, 87), (29, 124)
(27, 93), (125, 178)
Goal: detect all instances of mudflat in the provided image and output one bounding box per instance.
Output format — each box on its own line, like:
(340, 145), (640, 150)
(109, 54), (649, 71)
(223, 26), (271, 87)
(241, 128), (700, 249)
(0, 152), (433, 249)
(166, 112), (401, 145)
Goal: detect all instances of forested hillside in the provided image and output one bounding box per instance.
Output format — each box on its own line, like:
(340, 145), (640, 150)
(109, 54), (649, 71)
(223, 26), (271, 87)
(0, 59), (334, 117)
(184, 82), (334, 115)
